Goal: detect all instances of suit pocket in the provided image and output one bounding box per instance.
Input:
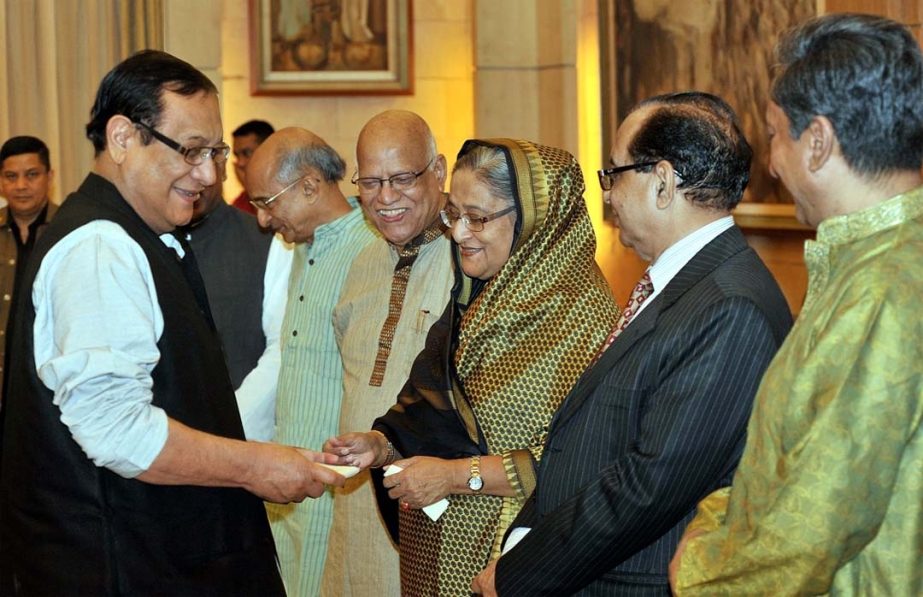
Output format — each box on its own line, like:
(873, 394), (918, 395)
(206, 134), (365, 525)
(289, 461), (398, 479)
(549, 382), (643, 472)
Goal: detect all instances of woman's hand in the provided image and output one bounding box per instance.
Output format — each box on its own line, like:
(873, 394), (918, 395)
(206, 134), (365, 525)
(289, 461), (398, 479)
(382, 456), (459, 509)
(323, 431), (386, 469)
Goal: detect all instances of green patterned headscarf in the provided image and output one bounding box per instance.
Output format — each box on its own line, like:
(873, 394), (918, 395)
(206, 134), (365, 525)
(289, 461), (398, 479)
(453, 138), (619, 552)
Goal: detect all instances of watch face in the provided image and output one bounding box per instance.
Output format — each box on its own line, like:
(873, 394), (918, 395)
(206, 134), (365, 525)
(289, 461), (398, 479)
(468, 475), (483, 491)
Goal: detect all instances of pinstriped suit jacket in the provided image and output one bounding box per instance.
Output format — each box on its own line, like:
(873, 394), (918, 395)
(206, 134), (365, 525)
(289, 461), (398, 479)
(494, 226), (792, 596)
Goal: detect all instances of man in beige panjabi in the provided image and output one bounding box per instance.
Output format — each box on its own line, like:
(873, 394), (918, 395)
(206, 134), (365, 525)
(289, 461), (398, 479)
(321, 110), (454, 596)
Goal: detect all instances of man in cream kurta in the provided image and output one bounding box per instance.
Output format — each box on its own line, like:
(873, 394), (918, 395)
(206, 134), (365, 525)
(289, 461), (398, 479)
(321, 110), (454, 596)
(670, 14), (923, 596)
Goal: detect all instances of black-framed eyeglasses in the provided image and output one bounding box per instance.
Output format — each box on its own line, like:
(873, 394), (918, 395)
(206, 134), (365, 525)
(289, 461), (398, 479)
(596, 161), (658, 191)
(440, 205), (516, 232)
(133, 120), (230, 167)
(597, 161), (687, 191)
(249, 175), (308, 211)
(351, 157), (434, 194)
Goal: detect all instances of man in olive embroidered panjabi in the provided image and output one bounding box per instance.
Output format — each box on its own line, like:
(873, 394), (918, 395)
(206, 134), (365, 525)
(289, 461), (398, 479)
(671, 13), (923, 596)
(320, 110), (453, 596)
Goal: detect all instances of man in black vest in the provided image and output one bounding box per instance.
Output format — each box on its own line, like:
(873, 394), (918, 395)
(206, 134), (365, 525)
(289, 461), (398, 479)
(0, 50), (345, 595)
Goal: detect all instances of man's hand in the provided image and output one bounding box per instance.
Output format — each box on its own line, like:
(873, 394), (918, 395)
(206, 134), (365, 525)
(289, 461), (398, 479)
(669, 526), (705, 593)
(471, 559), (498, 596)
(245, 443), (346, 503)
(137, 418), (345, 502)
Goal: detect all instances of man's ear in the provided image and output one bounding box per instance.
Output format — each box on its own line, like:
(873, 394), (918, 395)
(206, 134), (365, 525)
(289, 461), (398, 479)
(106, 115), (135, 164)
(654, 160), (678, 209)
(433, 154), (448, 189)
(302, 175), (320, 205)
(807, 115), (835, 173)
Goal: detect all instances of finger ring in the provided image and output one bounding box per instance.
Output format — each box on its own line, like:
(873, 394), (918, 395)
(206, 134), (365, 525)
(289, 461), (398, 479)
(400, 500), (411, 511)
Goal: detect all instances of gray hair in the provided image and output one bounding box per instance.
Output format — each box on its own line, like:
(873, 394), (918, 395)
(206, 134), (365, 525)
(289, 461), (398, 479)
(276, 142), (346, 184)
(452, 144), (515, 208)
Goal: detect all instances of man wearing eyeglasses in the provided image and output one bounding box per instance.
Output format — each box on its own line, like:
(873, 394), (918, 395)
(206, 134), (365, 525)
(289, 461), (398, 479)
(0, 51), (346, 595)
(472, 92), (792, 596)
(245, 126), (377, 597)
(320, 110), (453, 596)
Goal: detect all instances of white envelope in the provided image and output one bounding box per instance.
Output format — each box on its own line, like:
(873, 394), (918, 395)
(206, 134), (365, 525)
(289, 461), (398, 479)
(316, 463), (361, 478)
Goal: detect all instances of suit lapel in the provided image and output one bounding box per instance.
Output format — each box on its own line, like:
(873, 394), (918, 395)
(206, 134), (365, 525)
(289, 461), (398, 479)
(551, 299), (660, 429)
(550, 226), (750, 432)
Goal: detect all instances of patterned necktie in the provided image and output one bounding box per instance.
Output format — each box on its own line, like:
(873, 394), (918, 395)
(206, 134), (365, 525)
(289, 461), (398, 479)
(368, 221), (446, 387)
(596, 270), (653, 357)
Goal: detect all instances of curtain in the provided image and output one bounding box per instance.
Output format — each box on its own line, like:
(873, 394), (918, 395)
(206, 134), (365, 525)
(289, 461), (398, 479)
(0, 0), (163, 204)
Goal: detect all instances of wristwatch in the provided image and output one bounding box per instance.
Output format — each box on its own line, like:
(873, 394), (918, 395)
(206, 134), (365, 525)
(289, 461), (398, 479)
(467, 456), (483, 492)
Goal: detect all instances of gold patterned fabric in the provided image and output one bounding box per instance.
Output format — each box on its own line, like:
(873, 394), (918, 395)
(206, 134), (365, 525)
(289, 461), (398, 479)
(368, 221), (447, 387)
(675, 186), (923, 596)
(397, 139), (619, 596)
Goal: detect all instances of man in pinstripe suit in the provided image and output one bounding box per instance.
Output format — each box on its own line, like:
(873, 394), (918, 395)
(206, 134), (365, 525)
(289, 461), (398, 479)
(472, 92), (792, 596)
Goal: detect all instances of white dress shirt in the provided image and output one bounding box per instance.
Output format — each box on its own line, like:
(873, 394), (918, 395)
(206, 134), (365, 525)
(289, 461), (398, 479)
(33, 221), (179, 478)
(633, 216), (735, 321)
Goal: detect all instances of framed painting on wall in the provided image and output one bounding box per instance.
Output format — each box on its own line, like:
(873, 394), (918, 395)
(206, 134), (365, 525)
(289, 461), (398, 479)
(599, 0), (816, 230)
(249, 0), (413, 95)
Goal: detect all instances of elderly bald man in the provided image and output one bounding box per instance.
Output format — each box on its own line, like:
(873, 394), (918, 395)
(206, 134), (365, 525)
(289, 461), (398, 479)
(320, 110), (454, 596)
(246, 127), (376, 597)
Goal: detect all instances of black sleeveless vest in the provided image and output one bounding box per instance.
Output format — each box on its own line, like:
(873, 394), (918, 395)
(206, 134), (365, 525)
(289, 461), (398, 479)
(0, 174), (283, 595)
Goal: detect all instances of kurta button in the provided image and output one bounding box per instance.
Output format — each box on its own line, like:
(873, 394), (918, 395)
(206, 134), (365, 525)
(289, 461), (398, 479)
(308, 259), (315, 265)
(299, 295), (304, 301)
(3, 294), (9, 301)
(292, 330), (298, 337)
(7, 258), (14, 265)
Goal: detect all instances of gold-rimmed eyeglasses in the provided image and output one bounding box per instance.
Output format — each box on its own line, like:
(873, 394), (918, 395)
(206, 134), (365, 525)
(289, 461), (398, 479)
(439, 205), (516, 232)
(249, 175), (307, 211)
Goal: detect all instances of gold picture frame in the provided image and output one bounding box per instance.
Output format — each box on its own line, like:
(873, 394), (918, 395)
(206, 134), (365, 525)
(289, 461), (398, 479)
(249, 0), (413, 95)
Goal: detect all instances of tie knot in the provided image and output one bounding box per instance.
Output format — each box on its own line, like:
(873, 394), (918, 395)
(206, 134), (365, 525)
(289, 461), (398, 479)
(631, 271), (653, 299)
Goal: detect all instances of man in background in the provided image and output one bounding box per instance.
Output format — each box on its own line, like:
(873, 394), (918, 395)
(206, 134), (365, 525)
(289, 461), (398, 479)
(321, 110), (453, 596)
(672, 14), (923, 594)
(247, 127), (376, 597)
(182, 156), (292, 441)
(0, 136), (57, 400)
(0, 50), (342, 595)
(230, 119), (274, 215)
(473, 92), (792, 595)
